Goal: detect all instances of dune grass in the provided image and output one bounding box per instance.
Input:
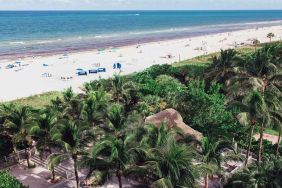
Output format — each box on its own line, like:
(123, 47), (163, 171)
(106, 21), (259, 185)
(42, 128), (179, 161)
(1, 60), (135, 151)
(1, 45), (259, 109)
(3, 91), (62, 109)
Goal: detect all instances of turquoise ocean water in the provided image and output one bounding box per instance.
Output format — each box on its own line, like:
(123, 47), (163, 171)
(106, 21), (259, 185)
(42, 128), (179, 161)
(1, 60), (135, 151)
(0, 10), (282, 58)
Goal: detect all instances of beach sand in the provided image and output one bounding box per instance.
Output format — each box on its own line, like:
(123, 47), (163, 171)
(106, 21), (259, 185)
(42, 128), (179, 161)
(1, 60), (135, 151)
(0, 25), (281, 102)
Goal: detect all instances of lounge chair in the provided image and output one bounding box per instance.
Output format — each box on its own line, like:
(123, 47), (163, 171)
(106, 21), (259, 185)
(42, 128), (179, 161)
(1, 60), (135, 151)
(6, 64), (14, 69)
(89, 69), (98, 74)
(97, 68), (106, 72)
(77, 71), (88, 76)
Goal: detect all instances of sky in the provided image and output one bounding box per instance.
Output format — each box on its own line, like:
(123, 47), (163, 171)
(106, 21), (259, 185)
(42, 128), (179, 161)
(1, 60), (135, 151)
(0, 0), (282, 10)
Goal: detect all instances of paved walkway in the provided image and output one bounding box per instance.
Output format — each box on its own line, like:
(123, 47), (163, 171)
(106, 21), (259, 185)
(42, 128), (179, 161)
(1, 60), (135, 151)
(8, 163), (53, 188)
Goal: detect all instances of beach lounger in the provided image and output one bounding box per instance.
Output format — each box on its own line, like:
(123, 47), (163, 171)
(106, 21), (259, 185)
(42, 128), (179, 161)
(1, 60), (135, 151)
(6, 64), (14, 69)
(97, 68), (106, 72)
(77, 71), (88, 76)
(89, 69), (98, 74)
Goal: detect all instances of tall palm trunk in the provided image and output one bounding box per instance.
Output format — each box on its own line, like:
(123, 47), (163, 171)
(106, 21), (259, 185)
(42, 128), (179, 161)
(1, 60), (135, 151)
(117, 171), (122, 188)
(245, 124), (255, 166)
(257, 125), (264, 163)
(24, 145), (31, 168)
(48, 150), (56, 181)
(276, 128), (281, 158)
(73, 155), (79, 188)
(204, 173), (209, 188)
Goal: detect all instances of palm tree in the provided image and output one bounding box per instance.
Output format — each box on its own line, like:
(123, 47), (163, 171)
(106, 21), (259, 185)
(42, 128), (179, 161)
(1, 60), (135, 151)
(226, 44), (282, 101)
(267, 33), (275, 42)
(236, 91), (268, 166)
(271, 111), (282, 158)
(62, 87), (75, 103)
(226, 157), (282, 187)
(29, 108), (57, 180)
(226, 44), (282, 162)
(2, 105), (35, 168)
(49, 119), (92, 188)
(198, 137), (238, 188)
(205, 49), (240, 83)
(81, 90), (108, 127)
(253, 39), (260, 51)
(130, 123), (199, 187)
(91, 104), (152, 188)
(63, 97), (84, 121)
(91, 104), (128, 188)
(111, 74), (138, 108)
(145, 135), (197, 188)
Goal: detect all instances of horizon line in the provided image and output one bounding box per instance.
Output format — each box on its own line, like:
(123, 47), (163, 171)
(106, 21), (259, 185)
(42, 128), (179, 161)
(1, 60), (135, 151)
(1, 9), (282, 11)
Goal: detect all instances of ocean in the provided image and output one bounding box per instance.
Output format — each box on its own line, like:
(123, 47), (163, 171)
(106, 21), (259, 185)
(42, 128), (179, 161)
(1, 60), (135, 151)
(0, 10), (282, 59)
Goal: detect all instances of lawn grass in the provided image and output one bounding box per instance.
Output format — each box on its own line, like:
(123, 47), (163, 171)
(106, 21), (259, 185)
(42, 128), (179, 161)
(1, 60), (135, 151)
(264, 128), (280, 136)
(2, 91), (62, 109)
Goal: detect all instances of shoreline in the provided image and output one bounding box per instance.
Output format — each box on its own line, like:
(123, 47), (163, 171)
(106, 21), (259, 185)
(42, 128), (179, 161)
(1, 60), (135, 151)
(1, 25), (282, 102)
(1, 20), (282, 61)
(0, 28), (239, 62)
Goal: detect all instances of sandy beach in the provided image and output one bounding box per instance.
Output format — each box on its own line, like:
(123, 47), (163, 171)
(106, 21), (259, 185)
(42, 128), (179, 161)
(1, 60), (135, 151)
(0, 25), (281, 102)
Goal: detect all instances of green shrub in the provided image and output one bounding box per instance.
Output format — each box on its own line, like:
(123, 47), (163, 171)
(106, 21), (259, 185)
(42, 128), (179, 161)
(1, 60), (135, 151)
(0, 171), (26, 188)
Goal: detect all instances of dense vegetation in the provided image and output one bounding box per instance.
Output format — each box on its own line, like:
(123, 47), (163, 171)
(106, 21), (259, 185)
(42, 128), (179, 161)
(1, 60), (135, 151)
(0, 171), (26, 188)
(0, 42), (281, 188)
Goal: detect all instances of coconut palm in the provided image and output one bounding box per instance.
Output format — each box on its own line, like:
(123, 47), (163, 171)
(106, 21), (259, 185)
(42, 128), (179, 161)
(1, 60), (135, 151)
(253, 39), (260, 51)
(198, 137), (238, 188)
(81, 90), (108, 127)
(63, 97), (84, 121)
(271, 111), (282, 158)
(92, 105), (127, 188)
(226, 44), (282, 101)
(91, 104), (139, 188)
(62, 87), (75, 103)
(205, 49), (240, 83)
(267, 33), (275, 42)
(111, 74), (139, 109)
(225, 157), (282, 188)
(49, 119), (92, 188)
(145, 134), (197, 188)
(50, 97), (64, 114)
(226, 45), (282, 162)
(29, 108), (58, 180)
(2, 105), (35, 168)
(236, 91), (269, 165)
